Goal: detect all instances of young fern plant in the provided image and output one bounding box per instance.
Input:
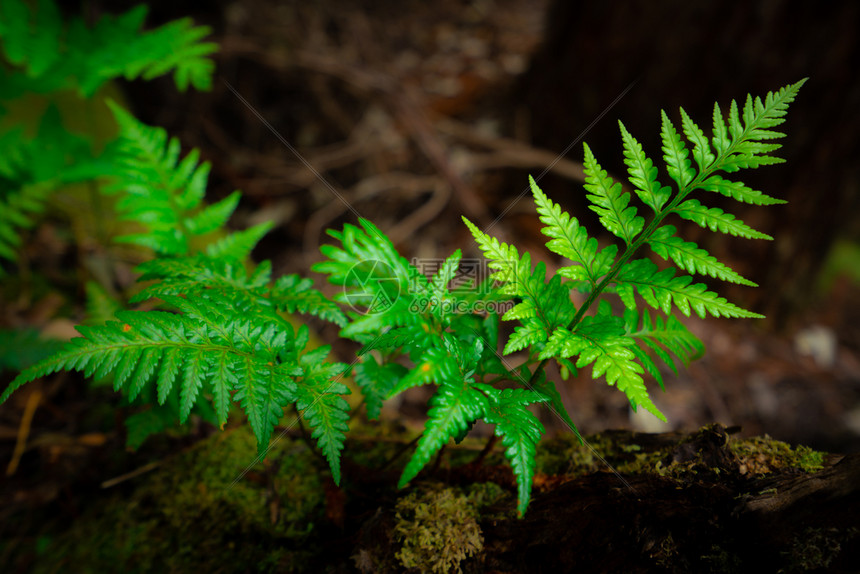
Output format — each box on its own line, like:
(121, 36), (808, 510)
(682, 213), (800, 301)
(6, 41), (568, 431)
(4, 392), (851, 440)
(1, 107), (352, 481)
(1, 80), (804, 517)
(315, 79), (805, 515)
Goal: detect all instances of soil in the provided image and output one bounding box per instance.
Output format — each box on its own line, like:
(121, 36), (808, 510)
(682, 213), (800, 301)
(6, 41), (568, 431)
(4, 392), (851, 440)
(1, 1), (859, 572)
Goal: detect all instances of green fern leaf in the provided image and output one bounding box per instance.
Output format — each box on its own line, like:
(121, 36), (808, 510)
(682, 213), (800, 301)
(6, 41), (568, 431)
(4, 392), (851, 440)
(353, 355), (408, 420)
(205, 222), (274, 260)
(503, 319), (547, 354)
(624, 308), (704, 390)
(103, 101), (244, 256)
(700, 174), (785, 206)
(0, 183), (52, 263)
(387, 347), (460, 397)
(583, 142), (644, 244)
(660, 110), (696, 190)
(540, 316), (663, 420)
(462, 216), (524, 293)
(271, 274), (347, 327)
(295, 349), (350, 485)
(398, 378), (489, 488)
(680, 107), (717, 171)
(620, 121), (672, 211)
(673, 199), (772, 240)
(184, 191), (241, 235)
(479, 386), (547, 516)
(530, 176), (615, 286)
(647, 225), (756, 285)
(615, 258), (762, 319)
(713, 79), (805, 172)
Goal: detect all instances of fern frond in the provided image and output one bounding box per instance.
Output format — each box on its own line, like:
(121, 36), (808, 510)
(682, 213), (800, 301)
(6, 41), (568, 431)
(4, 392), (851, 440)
(503, 319), (547, 355)
(387, 347), (460, 397)
(271, 274), (347, 327)
(647, 225), (756, 285)
(712, 79), (805, 171)
(2, 307), (305, 450)
(295, 348), (350, 485)
(679, 107), (716, 171)
(462, 216), (524, 293)
(204, 222), (274, 260)
(352, 355), (408, 420)
(583, 143), (644, 245)
(313, 219), (421, 317)
(478, 386), (547, 516)
(660, 110), (696, 190)
(0, 183), (52, 263)
(620, 121), (672, 211)
(624, 309), (705, 390)
(700, 174), (785, 206)
(530, 176), (615, 286)
(540, 316), (663, 420)
(673, 199), (772, 240)
(102, 102), (238, 255)
(615, 259), (763, 319)
(398, 378), (489, 488)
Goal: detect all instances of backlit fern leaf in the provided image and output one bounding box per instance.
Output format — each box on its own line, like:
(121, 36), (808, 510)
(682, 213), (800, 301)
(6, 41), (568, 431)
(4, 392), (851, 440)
(529, 175), (616, 287)
(673, 198), (772, 240)
(624, 308), (704, 390)
(621, 121), (672, 211)
(615, 259), (762, 319)
(583, 143), (644, 245)
(647, 225), (755, 286)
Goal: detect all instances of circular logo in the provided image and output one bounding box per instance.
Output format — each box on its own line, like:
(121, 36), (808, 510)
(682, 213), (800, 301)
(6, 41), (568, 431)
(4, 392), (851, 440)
(344, 259), (402, 314)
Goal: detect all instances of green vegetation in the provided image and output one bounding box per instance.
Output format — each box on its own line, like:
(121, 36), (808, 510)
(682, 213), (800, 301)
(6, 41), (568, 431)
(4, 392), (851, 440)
(0, 0), (807, 518)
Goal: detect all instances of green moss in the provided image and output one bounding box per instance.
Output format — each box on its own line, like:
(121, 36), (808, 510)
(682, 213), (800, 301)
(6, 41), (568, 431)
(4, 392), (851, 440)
(32, 426), (328, 573)
(393, 484), (484, 574)
(729, 436), (825, 475)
